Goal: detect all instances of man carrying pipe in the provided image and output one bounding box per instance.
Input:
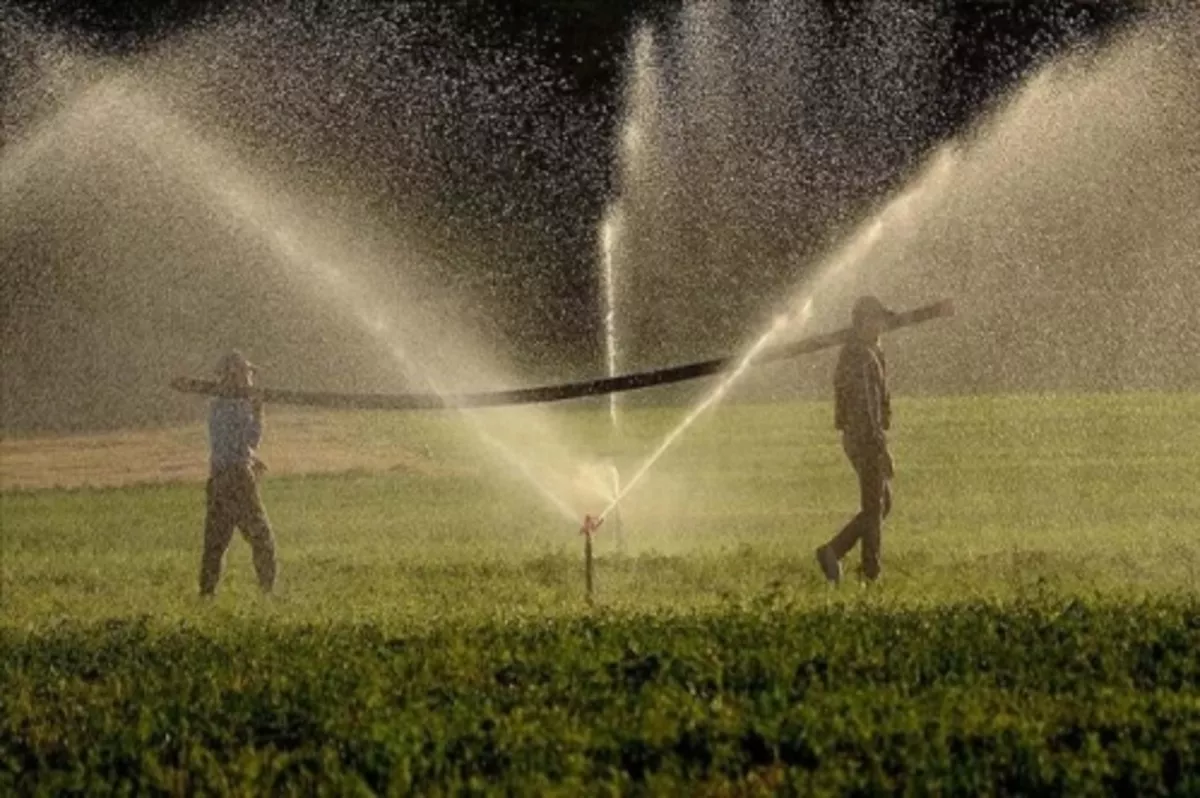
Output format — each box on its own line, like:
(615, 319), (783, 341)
(816, 296), (895, 585)
(199, 350), (277, 597)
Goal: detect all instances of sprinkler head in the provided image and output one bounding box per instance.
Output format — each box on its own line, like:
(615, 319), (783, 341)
(580, 514), (604, 536)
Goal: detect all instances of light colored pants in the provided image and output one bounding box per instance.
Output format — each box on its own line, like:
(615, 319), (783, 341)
(826, 435), (892, 581)
(200, 464), (276, 596)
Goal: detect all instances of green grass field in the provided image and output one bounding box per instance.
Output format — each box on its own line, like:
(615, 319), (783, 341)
(4, 393), (1200, 793)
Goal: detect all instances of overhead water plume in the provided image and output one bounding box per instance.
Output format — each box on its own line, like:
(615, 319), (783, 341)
(0, 13), (614, 519)
(596, 24), (663, 437)
(608, 0), (946, 376)
(601, 0), (1199, 405)
(769, 3), (1200, 398)
(136, 1), (610, 378)
(598, 207), (622, 431)
(2, 3), (608, 428)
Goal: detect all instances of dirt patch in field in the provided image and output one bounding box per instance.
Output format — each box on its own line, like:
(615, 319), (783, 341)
(0, 411), (451, 491)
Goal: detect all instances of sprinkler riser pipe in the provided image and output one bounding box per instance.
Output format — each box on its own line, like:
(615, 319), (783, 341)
(584, 531), (594, 603)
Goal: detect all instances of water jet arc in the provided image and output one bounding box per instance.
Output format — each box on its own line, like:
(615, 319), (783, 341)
(171, 299), (953, 410)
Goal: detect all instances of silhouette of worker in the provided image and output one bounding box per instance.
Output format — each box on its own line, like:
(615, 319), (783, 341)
(817, 296), (895, 584)
(199, 350), (276, 597)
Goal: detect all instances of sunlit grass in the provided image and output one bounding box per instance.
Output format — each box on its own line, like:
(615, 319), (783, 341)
(4, 392), (1198, 628)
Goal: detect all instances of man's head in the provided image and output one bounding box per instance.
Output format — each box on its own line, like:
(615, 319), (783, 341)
(851, 295), (893, 343)
(216, 349), (256, 392)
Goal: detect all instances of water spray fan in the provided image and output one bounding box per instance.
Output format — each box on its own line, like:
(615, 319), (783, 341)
(170, 299), (954, 409)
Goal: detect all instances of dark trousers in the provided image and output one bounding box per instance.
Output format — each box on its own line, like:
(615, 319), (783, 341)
(200, 465), (276, 596)
(826, 435), (892, 580)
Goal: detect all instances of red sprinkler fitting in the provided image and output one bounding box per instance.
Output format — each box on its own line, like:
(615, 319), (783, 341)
(580, 514), (605, 536)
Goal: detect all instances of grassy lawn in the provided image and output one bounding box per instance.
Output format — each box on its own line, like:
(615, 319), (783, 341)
(3, 392), (1199, 625)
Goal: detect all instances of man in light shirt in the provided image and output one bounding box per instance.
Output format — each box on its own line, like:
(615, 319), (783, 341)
(200, 350), (276, 597)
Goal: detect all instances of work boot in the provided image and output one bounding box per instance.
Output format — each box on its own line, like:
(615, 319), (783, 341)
(815, 545), (842, 585)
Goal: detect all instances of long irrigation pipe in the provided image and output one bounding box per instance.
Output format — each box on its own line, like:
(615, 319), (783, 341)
(170, 299), (954, 410)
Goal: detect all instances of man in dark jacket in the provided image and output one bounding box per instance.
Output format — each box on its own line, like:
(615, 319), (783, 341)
(200, 350), (276, 597)
(816, 296), (895, 584)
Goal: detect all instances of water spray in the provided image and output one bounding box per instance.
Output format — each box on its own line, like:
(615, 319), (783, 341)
(607, 460), (625, 554)
(599, 207), (623, 433)
(75, 79), (589, 523)
(598, 300), (811, 524)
